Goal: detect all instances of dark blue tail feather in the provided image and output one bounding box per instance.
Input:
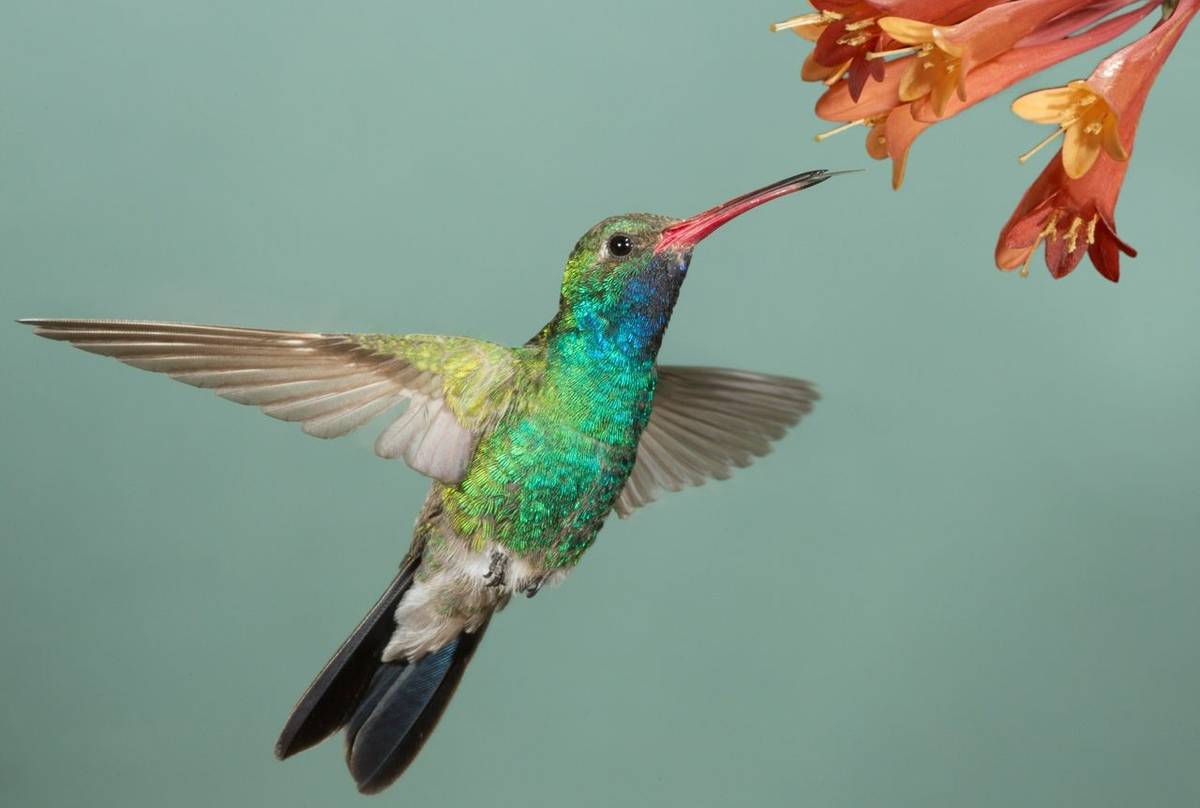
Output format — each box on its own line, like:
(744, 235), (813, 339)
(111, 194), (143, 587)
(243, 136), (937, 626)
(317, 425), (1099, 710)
(275, 560), (489, 793)
(346, 627), (489, 793)
(274, 563), (417, 760)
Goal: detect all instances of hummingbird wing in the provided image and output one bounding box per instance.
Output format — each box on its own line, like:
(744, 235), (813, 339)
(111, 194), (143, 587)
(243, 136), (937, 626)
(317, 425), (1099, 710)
(19, 319), (521, 485)
(614, 366), (818, 517)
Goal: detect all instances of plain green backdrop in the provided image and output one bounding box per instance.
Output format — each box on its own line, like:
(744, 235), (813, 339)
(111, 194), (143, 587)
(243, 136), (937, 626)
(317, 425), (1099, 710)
(2, 2), (1198, 806)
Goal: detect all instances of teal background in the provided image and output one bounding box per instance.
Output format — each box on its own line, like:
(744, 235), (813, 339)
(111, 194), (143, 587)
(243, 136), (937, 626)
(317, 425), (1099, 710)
(2, 2), (1198, 806)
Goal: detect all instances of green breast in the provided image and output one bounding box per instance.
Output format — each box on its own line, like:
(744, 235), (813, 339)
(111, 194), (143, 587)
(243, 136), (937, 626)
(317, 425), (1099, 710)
(442, 334), (656, 570)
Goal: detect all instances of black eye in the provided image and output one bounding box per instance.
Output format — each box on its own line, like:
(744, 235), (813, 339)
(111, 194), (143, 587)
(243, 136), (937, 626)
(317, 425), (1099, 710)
(607, 234), (633, 257)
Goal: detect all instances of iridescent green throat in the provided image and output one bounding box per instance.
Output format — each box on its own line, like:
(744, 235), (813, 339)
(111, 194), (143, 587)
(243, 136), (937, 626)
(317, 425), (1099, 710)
(435, 269), (683, 569)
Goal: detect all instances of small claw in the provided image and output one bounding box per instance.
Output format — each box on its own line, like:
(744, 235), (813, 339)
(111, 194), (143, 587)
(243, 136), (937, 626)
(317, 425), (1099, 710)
(483, 550), (508, 588)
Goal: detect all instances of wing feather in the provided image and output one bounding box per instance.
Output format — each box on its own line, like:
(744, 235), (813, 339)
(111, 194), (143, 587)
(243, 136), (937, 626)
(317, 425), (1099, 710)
(20, 319), (519, 484)
(614, 365), (818, 517)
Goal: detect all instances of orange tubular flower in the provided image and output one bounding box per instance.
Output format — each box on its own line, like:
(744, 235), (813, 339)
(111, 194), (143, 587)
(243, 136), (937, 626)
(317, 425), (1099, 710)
(876, 0), (1095, 116)
(1013, 81), (1126, 178)
(1013, 0), (1147, 46)
(814, 55), (907, 121)
(997, 0), (1199, 280)
(772, 0), (886, 96)
(995, 156), (1136, 280)
(773, 0), (1005, 99)
(776, 0), (1196, 283)
(814, 2), (1155, 188)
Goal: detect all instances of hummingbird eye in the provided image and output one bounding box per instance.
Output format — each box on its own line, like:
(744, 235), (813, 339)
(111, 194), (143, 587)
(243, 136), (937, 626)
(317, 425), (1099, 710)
(606, 234), (634, 257)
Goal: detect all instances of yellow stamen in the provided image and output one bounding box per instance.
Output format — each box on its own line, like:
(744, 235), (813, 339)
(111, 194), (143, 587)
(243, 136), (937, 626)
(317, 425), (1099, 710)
(770, 11), (840, 31)
(1086, 214), (1099, 245)
(1020, 212), (1061, 277)
(845, 18), (877, 31)
(1018, 122), (1075, 165)
(770, 13), (821, 31)
(865, 45), (922, 60)
(1063, 216), (1084, 253)
(814, 119), (868, 142)
(836, 33), (869, 46)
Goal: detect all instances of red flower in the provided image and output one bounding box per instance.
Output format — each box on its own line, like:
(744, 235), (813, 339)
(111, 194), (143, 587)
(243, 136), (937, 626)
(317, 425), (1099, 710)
(772, 0), (1005, 99)
(997, 0), (1198, 280)
(813, 0), (889, 99)
(877, 0), (1101, 116)
(776, 0), (1197, 282)
(814, 2), (1154, 188)
(995, 154), (1136, 280)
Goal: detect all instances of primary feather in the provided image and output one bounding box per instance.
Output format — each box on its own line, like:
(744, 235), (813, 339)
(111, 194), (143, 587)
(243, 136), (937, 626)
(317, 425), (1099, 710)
(18, 319), (519, 484)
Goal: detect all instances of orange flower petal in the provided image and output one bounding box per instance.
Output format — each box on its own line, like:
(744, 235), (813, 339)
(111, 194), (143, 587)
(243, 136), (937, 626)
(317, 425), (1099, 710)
(1101, 117), (1129, 162)
(898, 62), (934, 102)
(885, 105), (932, 190)
(1011, 87), (1078, 124)
(792, 23), (828, 42)
(927, 70), (956, 116)
(931, 27), (964, 57)
(877, 16), (936, 44)
(802, 51), (838, 81)
(865, 120), (890, 160)
(1063, 124), (1101, 178)
(815, 55), (908, 121)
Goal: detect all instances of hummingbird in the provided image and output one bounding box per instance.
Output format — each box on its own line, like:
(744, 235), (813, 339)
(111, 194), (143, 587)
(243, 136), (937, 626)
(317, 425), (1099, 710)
(20, 169), (838, 793)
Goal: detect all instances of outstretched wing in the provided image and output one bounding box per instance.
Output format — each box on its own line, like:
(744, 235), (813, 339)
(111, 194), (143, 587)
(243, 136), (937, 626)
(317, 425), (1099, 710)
(19, 319), (521, 485)
(614, 366), (818, 517)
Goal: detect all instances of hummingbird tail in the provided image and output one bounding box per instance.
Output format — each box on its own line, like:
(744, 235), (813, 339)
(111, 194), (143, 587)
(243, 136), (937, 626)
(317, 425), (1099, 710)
(344, 624), (489, 793)
(274, 562), (418, 762)
(274, 558), (490, 793)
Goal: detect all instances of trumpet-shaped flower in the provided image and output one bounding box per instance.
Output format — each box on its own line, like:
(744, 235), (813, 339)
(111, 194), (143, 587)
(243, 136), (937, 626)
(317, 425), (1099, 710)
(1013, 81), (1126, 178)
(877, 0), (1097, 116)
(814, 2), (1155, 188)
(1013, 0), (1197, 180)
(773, 0), (1003, 99)
(998, 0), (1198, 280)
(775, 0), (1196, 282)
(773, 0), (887, 98)
(995, 151), (1135, 280)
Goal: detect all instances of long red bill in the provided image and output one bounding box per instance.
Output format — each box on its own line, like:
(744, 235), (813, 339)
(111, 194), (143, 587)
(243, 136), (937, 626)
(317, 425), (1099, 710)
(655, 169), (851, 253)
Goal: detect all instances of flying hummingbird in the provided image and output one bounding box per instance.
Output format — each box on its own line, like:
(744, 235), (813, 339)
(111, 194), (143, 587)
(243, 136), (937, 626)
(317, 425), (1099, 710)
(20, 169), (837, 793)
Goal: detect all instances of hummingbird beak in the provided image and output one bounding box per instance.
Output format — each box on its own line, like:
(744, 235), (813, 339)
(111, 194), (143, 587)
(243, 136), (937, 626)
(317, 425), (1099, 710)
(654, 169), (851, 254)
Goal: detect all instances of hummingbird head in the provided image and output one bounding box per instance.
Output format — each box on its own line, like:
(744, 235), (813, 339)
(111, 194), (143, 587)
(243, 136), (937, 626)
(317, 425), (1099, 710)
(554, 170), (842, 354)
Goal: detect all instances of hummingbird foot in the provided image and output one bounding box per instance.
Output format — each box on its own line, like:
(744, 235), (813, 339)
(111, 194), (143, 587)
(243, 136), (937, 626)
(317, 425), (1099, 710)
(483, 550), (508, 588)
(522, 576), (545, 599)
